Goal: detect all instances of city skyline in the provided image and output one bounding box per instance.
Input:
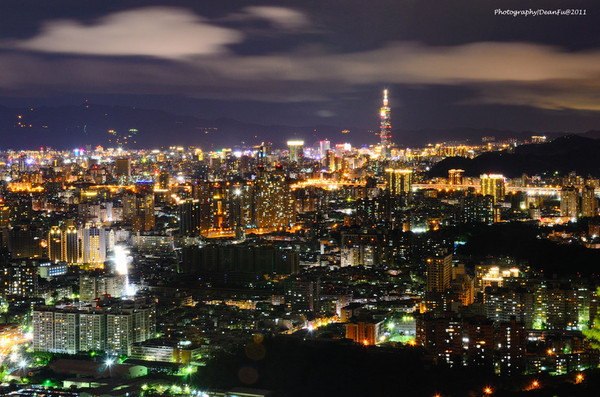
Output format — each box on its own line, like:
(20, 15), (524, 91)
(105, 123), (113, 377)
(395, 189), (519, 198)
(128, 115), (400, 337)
(1, 2), (600, 396)
(0, 1), (599, 138)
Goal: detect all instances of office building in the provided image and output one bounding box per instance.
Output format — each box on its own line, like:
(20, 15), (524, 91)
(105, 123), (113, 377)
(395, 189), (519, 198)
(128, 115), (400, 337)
(287, 140), (304, 163)
(319, 140), (331, 158)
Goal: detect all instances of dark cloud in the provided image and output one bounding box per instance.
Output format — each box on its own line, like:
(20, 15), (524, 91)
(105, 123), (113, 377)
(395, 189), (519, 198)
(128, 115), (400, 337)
(0, 2), (598, 132)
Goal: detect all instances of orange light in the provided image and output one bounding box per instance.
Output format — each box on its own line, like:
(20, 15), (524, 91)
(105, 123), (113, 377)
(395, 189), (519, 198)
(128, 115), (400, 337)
(484, 387), (492, 395)
(576, 373), (584, 383)
(532, 380), (539, 389)
(363, 339), (368, 346)
(408, 340), (416, 346)
(547, 349), (553, 355)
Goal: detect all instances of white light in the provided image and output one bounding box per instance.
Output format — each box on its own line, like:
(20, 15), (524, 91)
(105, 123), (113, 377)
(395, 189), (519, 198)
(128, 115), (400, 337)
(113, 245), (136, 296)
(113, 245), (130, 276)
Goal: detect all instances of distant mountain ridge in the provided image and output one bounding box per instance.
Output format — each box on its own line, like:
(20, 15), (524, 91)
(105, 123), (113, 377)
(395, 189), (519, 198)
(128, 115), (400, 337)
(0, 103), (597, 150)
(429, 135), (600, 178)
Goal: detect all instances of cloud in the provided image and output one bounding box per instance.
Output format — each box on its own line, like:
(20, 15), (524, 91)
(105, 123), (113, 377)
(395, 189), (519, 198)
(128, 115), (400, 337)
(2, 21), (600, 112)
(9, 7), (242, 59)
(240, 6), (310, 31)
(191, 41), (600, 110)
(316, 110), (336, 118)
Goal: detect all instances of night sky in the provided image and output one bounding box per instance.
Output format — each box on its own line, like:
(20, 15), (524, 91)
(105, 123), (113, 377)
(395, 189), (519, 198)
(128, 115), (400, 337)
(1, 0), (600, 140)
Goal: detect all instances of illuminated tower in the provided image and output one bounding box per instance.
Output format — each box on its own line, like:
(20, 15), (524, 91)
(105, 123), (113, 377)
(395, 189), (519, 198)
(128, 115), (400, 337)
(380, 89), (392, 158)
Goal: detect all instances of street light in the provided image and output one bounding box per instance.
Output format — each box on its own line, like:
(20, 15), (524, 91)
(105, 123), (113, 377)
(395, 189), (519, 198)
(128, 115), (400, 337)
(484, 386), (492, 395)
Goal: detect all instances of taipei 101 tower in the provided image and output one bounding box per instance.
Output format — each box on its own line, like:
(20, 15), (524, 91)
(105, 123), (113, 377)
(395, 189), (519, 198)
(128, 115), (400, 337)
(380, 89), (392, 158)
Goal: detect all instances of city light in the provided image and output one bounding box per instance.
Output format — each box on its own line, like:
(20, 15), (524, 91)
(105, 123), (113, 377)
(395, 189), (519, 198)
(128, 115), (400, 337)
(0, 45), (596, 397)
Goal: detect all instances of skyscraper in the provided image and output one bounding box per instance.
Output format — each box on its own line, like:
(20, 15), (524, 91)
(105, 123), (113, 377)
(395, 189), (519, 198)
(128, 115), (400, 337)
(385, 168), (412, 196)
(380, 89), (392, 158)
(123, 193), (155, 232)
(287, 140), (304, 163)
(480, 174), (506, 204)
(81, 227), (107, 266)
(319, 140), (331, 158)
(253, 172), (296, 230)
(48, 225), (80, 264)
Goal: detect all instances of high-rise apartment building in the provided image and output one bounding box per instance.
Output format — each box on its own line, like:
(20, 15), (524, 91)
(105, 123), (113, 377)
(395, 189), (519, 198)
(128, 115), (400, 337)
(80, 227), (107, 266)
(426, 250), (452, 293)
(253, 172), (295, 230)
(480, 174), (506, 204)
(53, 310), (79, 354)
(448, 169), (464, 185)
(33, 302), (155, 356)
(79, 311), (106, 352)
(33, 310), (54, 352)
(48, 224), (80, 263)
(106, 312), (134, 355)
(0, 259), (40, 296)
(560, 186), (579, 218)
(123, 193), (155, 232)
(581, 185), (597, 217)
(385, 169), (412, 196)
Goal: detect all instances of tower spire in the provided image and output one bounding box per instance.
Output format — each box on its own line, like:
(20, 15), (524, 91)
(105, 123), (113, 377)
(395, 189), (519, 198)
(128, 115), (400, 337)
(380, 89), (392, 158)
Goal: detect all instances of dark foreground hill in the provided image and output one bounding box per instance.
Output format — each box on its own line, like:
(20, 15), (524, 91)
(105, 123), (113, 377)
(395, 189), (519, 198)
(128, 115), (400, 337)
(430, 135), (600, 178)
